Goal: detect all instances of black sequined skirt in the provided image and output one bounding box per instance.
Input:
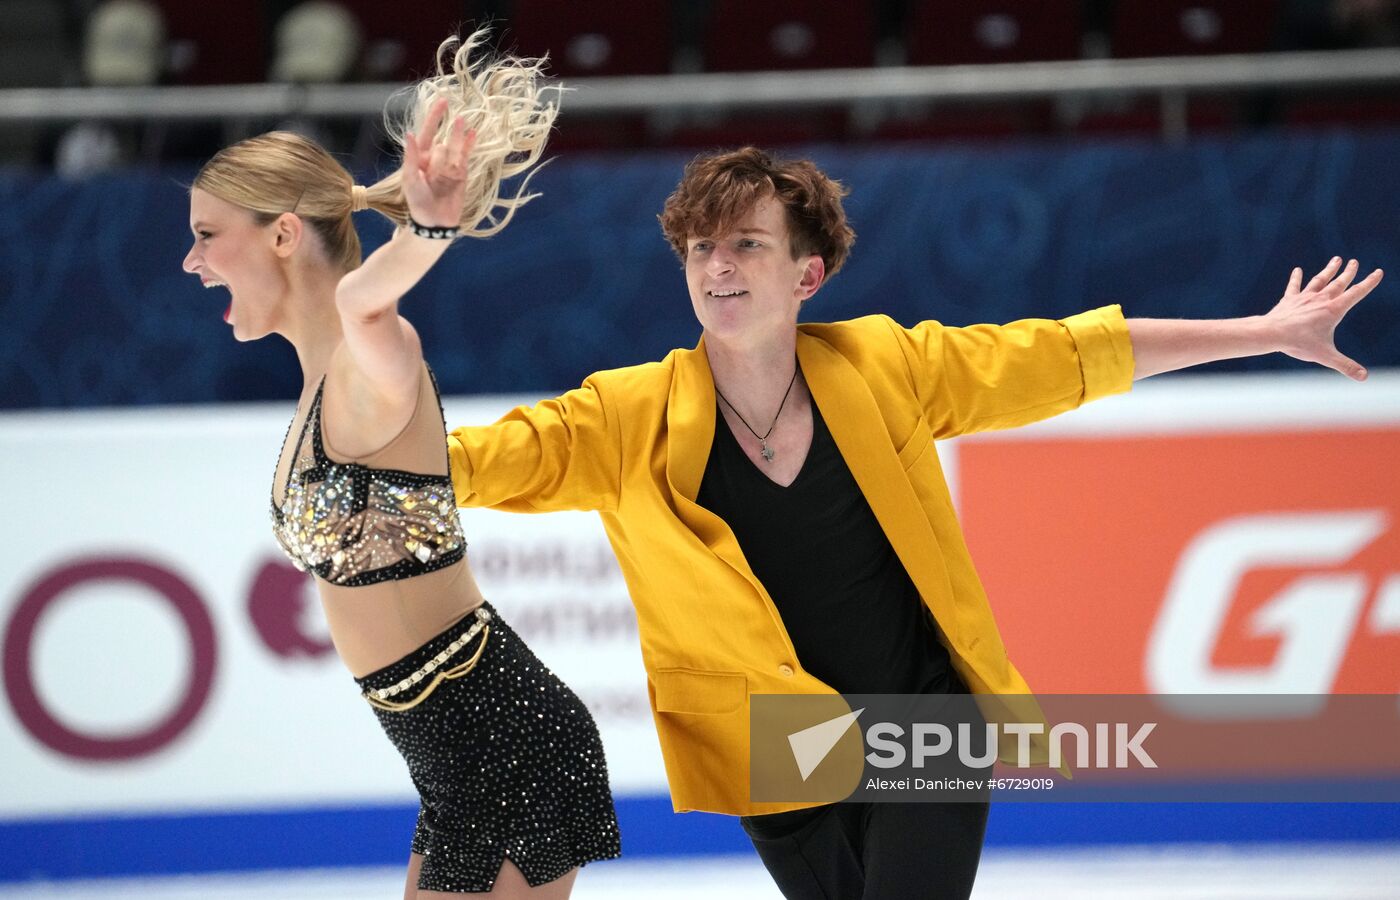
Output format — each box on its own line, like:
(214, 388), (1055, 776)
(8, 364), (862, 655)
(354, 600), (621, 892)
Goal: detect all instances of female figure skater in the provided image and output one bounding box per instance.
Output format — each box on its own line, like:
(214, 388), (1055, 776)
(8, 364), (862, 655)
(181, 32), (620, 898)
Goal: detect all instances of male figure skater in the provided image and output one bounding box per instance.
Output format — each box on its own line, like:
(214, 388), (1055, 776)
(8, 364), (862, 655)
(448, 147), (1381, 898)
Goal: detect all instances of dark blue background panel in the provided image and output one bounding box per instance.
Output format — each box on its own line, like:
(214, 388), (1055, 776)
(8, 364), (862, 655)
(2, 131), (1397, 410)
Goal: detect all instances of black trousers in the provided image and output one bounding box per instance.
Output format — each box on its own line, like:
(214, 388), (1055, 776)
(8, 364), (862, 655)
(741, 799), (990, 900)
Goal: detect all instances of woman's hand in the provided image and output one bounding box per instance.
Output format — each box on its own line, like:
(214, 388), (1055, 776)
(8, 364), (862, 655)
(400, 96), (477, 228)
(333, 97), (478, 385)
(1267, 257), (1383, 381)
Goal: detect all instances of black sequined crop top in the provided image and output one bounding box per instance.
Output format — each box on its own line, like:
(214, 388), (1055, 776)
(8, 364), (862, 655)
(270, 369), (465, 587)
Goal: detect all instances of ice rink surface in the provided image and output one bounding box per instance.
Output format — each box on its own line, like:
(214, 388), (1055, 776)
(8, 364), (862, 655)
(2, 844), (1398, 899)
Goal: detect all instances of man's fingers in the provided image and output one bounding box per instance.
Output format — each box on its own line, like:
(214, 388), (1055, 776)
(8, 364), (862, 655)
(1326, 258), (1360, 296)
(1340, 268), (1384, 312)
(1308, 256), (1343, 292)
(1286, 266), (1303, 296)
(1322, 349), (1368, 382)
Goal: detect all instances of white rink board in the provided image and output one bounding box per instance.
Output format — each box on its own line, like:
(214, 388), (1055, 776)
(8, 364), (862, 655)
(0, 393), (660, 819)
(1, 372), (1396, 821)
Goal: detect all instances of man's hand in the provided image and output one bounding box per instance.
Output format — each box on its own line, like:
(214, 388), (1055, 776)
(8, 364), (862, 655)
(1265, 257), (1384, 382)
(1128, 257), (1384, 381)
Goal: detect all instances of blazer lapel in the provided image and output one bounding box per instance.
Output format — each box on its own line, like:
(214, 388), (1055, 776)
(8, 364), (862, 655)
(664, 339), (714, 504)
(797, 331), (963, 635)
(664, 339), (800, 651)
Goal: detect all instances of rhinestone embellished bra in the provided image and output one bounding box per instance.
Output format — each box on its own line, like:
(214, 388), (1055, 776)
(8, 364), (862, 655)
(271, 369), (465, 587)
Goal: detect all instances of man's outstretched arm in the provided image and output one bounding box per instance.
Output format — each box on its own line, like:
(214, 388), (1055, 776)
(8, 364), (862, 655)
(1128, 257), (1384, 382)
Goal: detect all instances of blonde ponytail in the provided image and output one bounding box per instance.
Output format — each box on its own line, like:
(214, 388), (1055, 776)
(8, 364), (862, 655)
(363, 29), (559, 237)
(194, 28), (555, 272)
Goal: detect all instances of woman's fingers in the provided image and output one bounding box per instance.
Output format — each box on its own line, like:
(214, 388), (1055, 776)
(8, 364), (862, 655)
(421, 118), (474, 192)
(403, 104), (473, 222)
(435, 116), (469, 175)
(448, 121), (475, 174)
(414, 112), (472, 183)
(416, 97), (450, 160)
(429, 135), (450, 179)
(402, 128), (422, 180)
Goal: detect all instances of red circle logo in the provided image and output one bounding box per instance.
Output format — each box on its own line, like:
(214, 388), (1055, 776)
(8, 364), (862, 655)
(3, 558), (217, 761)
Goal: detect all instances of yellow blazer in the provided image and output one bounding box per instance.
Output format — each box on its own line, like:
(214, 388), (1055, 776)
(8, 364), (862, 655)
(448, 306), (1135, 816)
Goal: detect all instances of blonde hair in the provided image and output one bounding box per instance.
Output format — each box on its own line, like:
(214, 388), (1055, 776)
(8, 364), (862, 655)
(193, 28), (558, 272)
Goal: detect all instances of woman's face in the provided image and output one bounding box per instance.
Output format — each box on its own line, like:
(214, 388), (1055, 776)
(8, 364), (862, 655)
(182, 188), (290, 342)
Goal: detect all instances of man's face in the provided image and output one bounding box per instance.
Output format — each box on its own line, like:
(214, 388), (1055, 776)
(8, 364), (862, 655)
(684, 195), (824, 345)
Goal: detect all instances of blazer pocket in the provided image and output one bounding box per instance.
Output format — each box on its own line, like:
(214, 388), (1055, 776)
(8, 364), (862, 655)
(897, 415), (935, 472)
(653, 667), (747, 716)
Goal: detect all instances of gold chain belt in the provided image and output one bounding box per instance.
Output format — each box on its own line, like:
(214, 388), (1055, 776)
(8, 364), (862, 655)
(363, 608), (492, 712)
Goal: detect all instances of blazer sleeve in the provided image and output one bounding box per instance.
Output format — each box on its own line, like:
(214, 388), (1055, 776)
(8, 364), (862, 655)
(891, 304), (1136, 439)
(446, 374), (623, 514)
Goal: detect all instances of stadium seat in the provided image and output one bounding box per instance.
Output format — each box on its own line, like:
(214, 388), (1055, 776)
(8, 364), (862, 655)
(507, 0), (673, 77)
(702, 0), (875, 71)
(1111, 0), (1280, 58)
(155, 0), (266, 84)
(84, 0), (166, 87)
(269, 2), (362, 84)
(906, 0), (1083, 66)
(336, 0), (480, 81)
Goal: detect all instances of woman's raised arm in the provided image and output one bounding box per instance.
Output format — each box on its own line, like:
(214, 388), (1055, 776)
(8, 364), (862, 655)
(332, 32), (556, 400)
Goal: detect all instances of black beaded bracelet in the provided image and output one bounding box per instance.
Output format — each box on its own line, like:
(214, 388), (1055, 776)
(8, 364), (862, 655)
(406, 217), (460, 240)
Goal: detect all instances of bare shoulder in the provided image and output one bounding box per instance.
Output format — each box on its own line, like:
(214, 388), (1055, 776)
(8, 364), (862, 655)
(321, 318), (426, 459)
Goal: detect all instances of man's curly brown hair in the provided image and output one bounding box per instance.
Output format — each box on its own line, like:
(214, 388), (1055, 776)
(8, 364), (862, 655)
(658, 147), (856, 280)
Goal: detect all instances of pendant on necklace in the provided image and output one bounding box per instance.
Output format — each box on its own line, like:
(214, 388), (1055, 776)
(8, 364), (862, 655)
(760, 441), (775, 462)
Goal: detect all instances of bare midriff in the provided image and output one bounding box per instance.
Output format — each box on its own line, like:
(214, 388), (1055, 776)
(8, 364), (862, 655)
(318, 560), (488, 677)
(273, 361), (485, 679)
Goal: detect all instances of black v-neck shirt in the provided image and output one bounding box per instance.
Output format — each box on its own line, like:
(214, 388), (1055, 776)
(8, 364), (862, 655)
(696, 396), (954, 695)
